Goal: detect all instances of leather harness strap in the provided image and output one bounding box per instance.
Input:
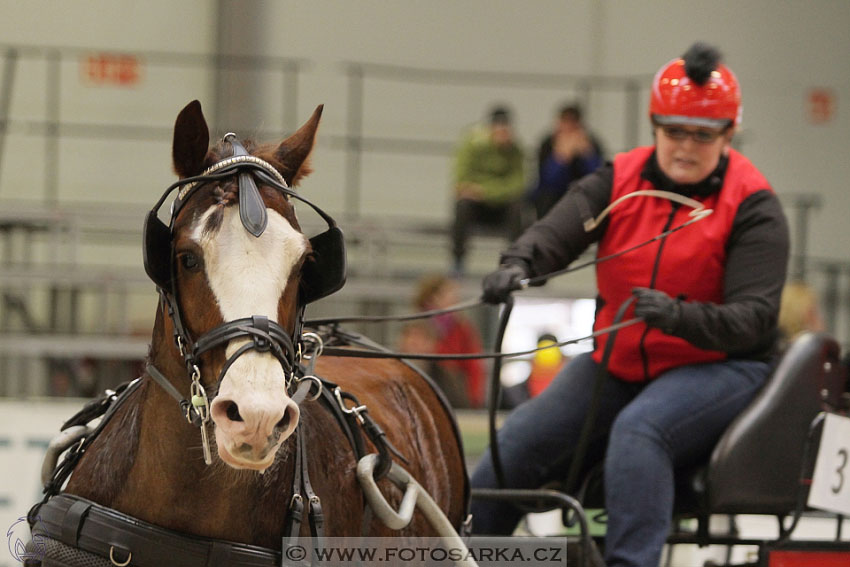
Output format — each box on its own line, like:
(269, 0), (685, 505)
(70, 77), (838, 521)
(283, 424), (329, 546)
(34, 493), (282, 567)
(284, 426), (305, 541)
(60, 499), (91, 547)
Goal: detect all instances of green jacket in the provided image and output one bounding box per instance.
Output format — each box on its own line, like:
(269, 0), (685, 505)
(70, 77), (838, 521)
(453, 126), (525, 204)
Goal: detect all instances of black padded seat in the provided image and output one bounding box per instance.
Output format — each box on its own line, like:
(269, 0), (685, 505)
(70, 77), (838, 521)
(677, 331), (845, 519)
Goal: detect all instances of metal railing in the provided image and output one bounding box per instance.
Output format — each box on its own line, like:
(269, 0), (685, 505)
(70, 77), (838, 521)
(0, 42), (845, 394)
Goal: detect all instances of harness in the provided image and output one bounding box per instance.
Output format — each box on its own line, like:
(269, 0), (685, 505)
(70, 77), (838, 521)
(29, 329), (448, 567)
(28, 135), (469, 567)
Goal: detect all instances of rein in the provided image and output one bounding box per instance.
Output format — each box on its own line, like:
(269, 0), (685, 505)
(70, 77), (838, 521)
(307, 191), (712, 363)
(318, 318), (643, 361)
(306, 190), (711, 333)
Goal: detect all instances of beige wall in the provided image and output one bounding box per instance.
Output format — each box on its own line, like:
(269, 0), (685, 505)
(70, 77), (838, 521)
(0, 0), (848, 259)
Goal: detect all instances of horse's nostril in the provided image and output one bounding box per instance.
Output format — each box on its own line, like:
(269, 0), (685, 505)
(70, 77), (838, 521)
(225, 401), (243, 422)
(275, 409), (292, 431)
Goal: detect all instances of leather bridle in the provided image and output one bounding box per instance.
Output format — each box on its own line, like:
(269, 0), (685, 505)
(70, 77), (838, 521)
(143, 134), (344, 461)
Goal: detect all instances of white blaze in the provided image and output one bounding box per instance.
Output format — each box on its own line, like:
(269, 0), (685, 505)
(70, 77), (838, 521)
(192, 205), (307, 469)
(193, 205), (306, 325)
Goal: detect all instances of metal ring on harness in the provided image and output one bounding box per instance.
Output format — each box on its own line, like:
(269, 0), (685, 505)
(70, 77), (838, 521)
(109, 546), (132, 567)
(300, 331), (324, 360)
(40, 425), (91, 485)
(294, 375), (323, 403)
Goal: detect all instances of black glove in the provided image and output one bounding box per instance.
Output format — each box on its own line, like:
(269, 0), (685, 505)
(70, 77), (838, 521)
(482, 264), (528, 304)
(632, 287), (681, 334)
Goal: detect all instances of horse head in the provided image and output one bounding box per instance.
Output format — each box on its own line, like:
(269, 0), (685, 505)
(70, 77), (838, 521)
(146, 100), (340, 472)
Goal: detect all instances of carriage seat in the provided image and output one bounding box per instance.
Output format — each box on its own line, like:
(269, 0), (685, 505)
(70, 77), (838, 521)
(665, 329), (848, 545)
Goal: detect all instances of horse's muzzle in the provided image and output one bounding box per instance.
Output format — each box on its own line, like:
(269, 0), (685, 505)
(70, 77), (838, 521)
(210, 394), (300, 471)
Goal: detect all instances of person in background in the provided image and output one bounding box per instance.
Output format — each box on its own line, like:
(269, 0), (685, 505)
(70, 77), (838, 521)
(528, 103), (604, 219)
(451, 105), (526, 275)
(470, 42), (789, 567)
(501, 333), (568, 409)
(413, 274), (485, 408)
(526, 333), (567, 398)
(397, 320), (470, 408)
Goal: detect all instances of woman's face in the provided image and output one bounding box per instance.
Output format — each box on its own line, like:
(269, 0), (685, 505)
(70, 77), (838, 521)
(654, 124), (733, 185)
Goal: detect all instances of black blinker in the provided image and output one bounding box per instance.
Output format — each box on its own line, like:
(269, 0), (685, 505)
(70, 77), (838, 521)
(300, 226), (347, 304)
(143, 209), (173, 289)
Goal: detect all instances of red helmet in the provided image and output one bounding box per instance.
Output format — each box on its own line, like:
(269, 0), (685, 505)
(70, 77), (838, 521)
(650, 56), (741, 128)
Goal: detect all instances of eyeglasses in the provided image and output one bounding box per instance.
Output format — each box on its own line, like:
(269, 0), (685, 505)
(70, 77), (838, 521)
(657, 125), (727, 144)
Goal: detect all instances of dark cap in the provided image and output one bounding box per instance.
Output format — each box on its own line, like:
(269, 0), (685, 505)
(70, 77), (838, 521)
(489, 106), (512, 125)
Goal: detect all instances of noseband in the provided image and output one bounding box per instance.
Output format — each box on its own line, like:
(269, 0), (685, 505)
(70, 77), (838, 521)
(143, 134), (343, 463)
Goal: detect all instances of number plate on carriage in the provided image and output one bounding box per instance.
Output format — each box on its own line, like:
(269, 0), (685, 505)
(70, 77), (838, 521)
(809, 413), (850, 516)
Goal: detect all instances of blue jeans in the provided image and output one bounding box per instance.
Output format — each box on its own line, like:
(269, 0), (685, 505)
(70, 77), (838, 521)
(469, 352), (770, 567)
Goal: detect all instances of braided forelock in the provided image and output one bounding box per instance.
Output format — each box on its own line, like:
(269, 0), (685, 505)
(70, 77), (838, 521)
(200, 137), (260, 237)
(200, 137), (300, 236)
(202, 183), (239, 236)
(682, 42), (722, 86)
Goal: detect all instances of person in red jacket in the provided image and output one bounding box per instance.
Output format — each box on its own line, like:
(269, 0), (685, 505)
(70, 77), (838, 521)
(412, 274), (486, 408)
(470, 43), (789, 567)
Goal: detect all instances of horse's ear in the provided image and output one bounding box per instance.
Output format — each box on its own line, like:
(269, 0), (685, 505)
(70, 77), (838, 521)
(275, 104), (323, 187)
(172, 100), (210, 179)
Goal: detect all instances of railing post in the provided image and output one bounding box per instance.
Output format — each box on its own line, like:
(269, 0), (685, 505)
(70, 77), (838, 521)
(345, 63), (364, 219)
(822, 263), (840, 334)
(789, 194), (822, 281)
(0, 47), (18, 187)
(45, 48), (61, 205)
(625, 79), (641, 149)
(282, 60), (299, 133)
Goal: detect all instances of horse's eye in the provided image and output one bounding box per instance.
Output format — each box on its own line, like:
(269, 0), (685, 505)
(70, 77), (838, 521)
(179, 253), (201, 271)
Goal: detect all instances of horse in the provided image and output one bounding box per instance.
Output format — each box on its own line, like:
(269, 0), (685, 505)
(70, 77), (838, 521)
(30, 100), (467, 565)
